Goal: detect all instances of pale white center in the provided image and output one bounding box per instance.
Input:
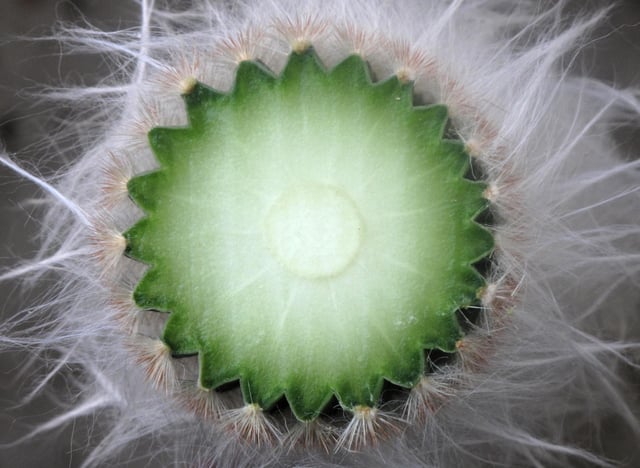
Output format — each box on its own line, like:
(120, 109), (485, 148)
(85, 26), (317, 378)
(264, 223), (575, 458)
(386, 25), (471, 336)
(265, 184), (363, 279)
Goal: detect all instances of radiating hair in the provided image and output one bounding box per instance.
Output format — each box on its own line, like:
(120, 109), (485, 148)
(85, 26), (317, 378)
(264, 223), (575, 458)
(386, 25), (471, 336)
(1, 1), (639, 466)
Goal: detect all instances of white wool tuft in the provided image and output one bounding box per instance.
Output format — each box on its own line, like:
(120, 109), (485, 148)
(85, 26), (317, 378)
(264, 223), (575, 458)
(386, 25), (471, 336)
(1, 1), (639, 466)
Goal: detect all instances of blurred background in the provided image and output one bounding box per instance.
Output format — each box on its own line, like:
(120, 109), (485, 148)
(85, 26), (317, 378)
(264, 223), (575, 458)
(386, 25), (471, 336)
(0, 0), (638, 466)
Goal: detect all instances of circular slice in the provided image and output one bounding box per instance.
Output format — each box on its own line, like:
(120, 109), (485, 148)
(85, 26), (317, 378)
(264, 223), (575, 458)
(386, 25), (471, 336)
(124, 49), (493, 422)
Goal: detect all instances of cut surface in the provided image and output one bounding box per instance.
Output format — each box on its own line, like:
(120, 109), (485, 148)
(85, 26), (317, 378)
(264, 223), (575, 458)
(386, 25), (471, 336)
(125, 49), (493, 421)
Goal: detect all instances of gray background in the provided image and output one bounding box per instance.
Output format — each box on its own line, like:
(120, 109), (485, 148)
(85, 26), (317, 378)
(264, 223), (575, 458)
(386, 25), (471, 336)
(0, 0), (638, 466)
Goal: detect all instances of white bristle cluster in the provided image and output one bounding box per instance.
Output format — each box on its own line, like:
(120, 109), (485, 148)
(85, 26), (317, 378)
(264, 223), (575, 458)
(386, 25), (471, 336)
(285, 420), (338, 454)
(218, 27), (265, 64)
(220, 404), (282, 448)
(403, 375), (458, 423)
(129, 337), (177, 394)
(180, 384), (227, 421)
(100, 151), (133, 208)
(335, 406), (401, 452)
(1, 0), (639, 466)
(89, 217), (127, 276)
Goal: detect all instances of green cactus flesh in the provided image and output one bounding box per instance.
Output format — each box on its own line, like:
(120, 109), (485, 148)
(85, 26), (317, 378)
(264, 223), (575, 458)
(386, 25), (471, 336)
(124, 49), (493, 421)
